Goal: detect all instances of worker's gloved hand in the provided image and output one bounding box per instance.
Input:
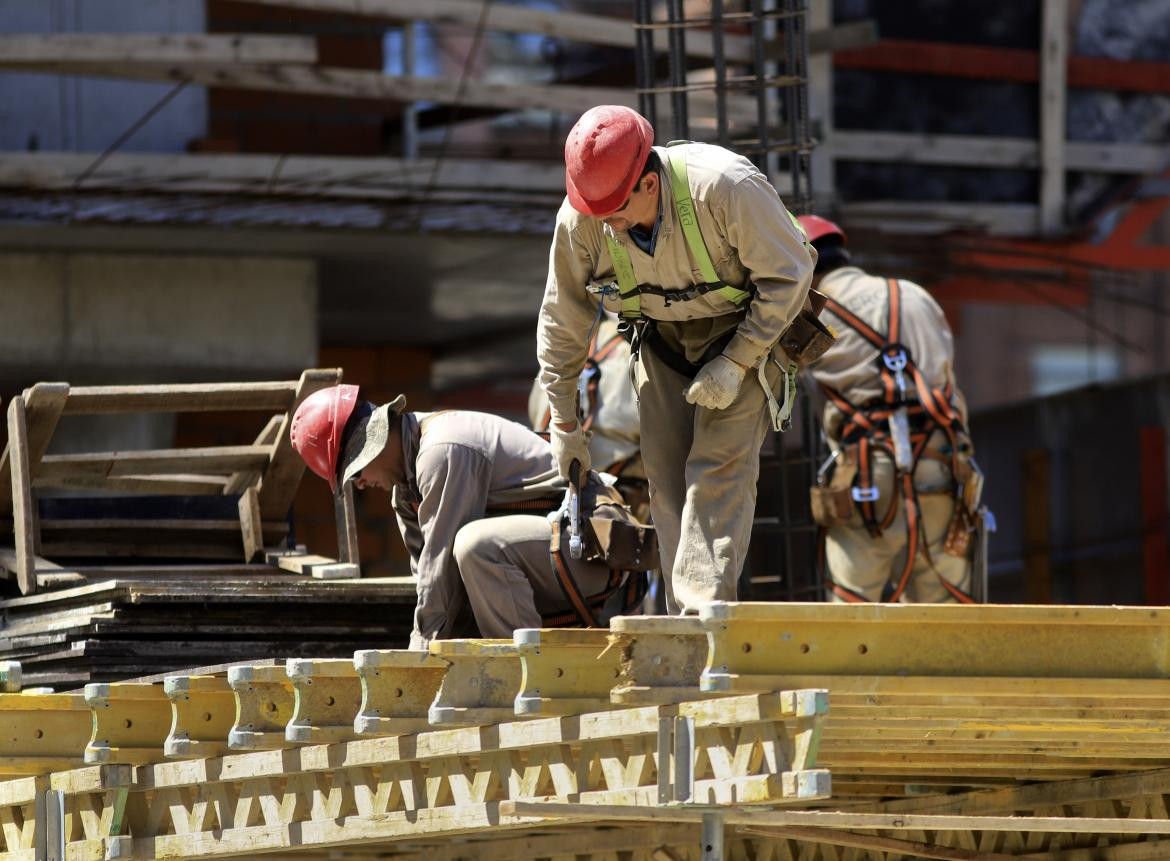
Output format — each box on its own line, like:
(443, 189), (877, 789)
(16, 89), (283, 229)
(684, 355), (748, 410)
(550, 422), (591, 484)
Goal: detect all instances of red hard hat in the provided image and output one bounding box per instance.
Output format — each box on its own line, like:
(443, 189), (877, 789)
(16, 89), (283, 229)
(564, 105), (655, 217)
(290, 384), (359, 493)
(797, 215), (847, 245)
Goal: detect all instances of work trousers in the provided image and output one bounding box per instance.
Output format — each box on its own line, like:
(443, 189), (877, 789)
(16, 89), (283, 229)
(634, 339), (784, 614)
(453, 515), (614, 637)
(824, 440), (972, 603)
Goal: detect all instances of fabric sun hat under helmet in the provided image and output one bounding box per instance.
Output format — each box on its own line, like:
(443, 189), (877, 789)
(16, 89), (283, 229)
(337, 394), (407, 488)
(564, 105), (655, 217)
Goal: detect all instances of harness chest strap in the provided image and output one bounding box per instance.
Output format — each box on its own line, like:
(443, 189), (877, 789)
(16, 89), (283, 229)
(603, 146), (766, 320)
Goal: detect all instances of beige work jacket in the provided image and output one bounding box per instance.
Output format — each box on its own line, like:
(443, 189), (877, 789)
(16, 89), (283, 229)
(806, 267), (969, 443)
(390, 410), (565, 647)
(537, 142), (814, 426)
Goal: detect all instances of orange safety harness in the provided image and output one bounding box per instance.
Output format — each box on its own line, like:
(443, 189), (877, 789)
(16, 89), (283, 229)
(819, 277), (975, 604)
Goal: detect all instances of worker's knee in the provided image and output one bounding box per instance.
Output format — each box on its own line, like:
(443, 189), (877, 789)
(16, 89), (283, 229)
(452, 520), (498, 568)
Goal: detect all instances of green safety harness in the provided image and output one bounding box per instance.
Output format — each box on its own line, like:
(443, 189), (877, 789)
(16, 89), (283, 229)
(600, 143), (806, 431)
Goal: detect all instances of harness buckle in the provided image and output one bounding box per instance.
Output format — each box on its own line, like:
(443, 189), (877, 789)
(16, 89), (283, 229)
(851, 486), (880, 503)
(883, 348), (909, 398)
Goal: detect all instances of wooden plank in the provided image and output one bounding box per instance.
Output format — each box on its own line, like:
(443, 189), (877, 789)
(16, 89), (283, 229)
(257, 368), (343, 520)
(839, 201), (1039, 236)
(500, 801), (1170, 834)
(36, 446), (271, 479)
(334, 481), (359, 565)
(60, 381), (298, 415)
(830, 131), (1168, 175)
(7, 398), (35, 595)
(743, 825), (1021, 861)
(33, 473), (230, 495)
(17, 62), (762, 125)
(0, 34), (317, 66)
(238, 487), (264, 563)
(236, 0), (865, 62)
(0, 383), (69, 520)
(1040, 0), (1068, 234)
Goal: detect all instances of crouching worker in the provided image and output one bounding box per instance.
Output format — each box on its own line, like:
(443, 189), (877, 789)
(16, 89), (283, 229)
(290, 385), (654, 649)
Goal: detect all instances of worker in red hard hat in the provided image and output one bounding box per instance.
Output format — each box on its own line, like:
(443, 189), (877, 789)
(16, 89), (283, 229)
(291, 386), (646, 648)
(797, 214), (984, 604)
(537, 104), (833, 614)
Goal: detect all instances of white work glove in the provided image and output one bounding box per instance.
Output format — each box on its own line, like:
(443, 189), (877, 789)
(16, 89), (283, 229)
(684, 355), (748, 410)
(550, 422), (591, 484)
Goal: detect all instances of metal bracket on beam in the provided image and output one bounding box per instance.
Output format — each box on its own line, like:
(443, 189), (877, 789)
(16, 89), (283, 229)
(657, 715), (696, 804)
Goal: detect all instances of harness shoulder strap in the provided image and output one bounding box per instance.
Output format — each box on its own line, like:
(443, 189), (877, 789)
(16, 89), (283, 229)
(604, 235), (643, 320)
(663, 148), (751, 307)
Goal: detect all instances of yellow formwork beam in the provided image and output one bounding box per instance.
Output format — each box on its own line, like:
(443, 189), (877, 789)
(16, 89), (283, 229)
(14, 691), (826, 861)
(428, 639), (523, 726)
(513, 628), (620, 716)
(163, 674), (235, 759)
(700, 602), (1170, 690)
(609, 615), (711, 705)
(0, 691), (89, 775)
(83, 681), (171, 765)
(285, 657), (362, 744)
(227, 664), (294, 751)
(353, 648), (446, 737)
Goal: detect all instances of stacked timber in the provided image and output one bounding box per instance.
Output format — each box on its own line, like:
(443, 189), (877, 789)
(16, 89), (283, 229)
(0, 372), (420, 688)
(0, 577), (416, 688)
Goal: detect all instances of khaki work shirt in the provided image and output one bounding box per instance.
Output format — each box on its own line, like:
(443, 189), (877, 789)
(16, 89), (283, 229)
(806, 267), (969, 443)
(537, 142), (814, 426)
(390, 411), (565, 647)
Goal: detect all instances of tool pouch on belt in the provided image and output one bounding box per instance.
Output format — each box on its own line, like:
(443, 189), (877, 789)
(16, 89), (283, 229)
(810, 447), (858, 528)
(581, 483), (660, 570)
(943, 454), (981, 558)
(779, 288), (836, 367)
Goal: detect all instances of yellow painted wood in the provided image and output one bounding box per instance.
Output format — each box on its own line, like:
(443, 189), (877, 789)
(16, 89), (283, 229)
(608, 615), (711, 705)
(83, 682), (171, 765)
(226, 664), (294, 750)
(163, 674), (234, 759)
(513, 628), (620, 716)
(701, 603), (1170, 690)
(0, 692), (89, 775)
(428, 639), (524, 726)
(285, 657), (362, 744)
(353, 649), (447, 736)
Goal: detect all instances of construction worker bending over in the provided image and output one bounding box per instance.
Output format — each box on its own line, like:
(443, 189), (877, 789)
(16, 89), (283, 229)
(800, 215), (981, 604)
(538, 105), (830, 613)
(291, 386), (644, 649)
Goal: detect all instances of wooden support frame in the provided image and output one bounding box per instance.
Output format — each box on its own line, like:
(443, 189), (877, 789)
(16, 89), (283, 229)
(0, 34), (318, 66)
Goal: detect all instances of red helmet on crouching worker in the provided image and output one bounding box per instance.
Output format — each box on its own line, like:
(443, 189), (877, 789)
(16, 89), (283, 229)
(797, 214), (846, 245)
(564, 105), (655, 217)
(290, 384), (359, 493)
